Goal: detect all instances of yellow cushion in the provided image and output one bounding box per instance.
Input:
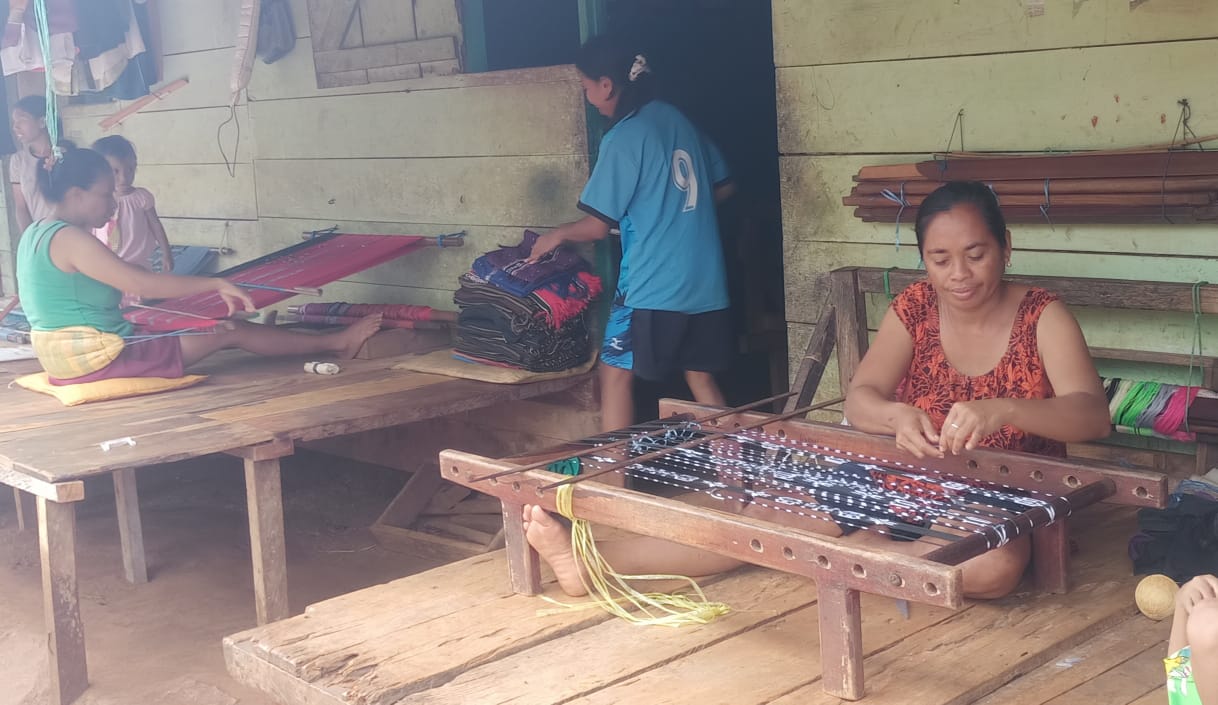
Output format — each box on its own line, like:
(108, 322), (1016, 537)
(30, 327), (126, 380)
(15, 372), (207, 407)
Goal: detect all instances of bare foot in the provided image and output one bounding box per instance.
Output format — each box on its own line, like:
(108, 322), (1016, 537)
(333, 314), (383, 359)
(522, 504), (587, 596)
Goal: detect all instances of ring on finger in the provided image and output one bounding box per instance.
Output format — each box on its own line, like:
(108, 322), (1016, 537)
(950, 422), (960, 429)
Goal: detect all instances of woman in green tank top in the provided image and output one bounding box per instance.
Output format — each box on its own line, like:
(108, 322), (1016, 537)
(1167, 575), (1217, 704)
(15, 148), (384, 383)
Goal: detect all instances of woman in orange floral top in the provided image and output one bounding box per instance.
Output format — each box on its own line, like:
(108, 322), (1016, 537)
(845, 181), (1110, 597)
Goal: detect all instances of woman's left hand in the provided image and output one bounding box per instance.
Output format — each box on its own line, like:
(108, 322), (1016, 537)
(940, 399), (1012, 455)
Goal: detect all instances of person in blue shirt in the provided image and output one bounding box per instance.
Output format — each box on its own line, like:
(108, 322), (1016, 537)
(530, 34), (737, 435)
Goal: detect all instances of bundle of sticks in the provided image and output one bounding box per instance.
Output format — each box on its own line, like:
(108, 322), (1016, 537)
(282, 303), (458, 330)
(846, 145), (1218, 224)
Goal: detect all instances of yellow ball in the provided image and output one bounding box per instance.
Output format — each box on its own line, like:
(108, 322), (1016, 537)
(1135, 574), (1179, 621)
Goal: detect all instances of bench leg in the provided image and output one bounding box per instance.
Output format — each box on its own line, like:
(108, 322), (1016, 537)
(38, 497), (88, 705)
(14, 487), (26, 531)
(818, 582), (864, 701)
(113, 469), (148, 584)
(501, 501), (541, 595)
(244, 458), (289, 624)
(1032, 519), (1070, 594)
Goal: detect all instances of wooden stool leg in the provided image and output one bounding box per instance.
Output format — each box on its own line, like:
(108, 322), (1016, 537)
(818, 582), (864, 700)
(113, 469), (148, 584)
(244, 458), (289, 624)
(501, 501), (541, 595)
(14, 487), (26, 531)
(1033, 519), (1070, 594)
(37, 497), (88, 705)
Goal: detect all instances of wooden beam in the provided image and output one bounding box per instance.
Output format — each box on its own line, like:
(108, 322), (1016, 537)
(37, 497), (87, 705)
(1032, 518), (1071, 595)
(244, 458), (289, 624)
(831, 269), (868, 394)
(818, 582), (864, 701)
(306, 0), (359, 51)
(785, 303), (836, 413)
(313, 36), (458, 74)
(226, 438), (295, 463)
(374, 464), (445, 528)
(0, 465), (84, 503)
(501, 500), (540, 595)
(13, 487), (26, 531)
(112, 469), (148, 585)
(440, 451), (964, 607)
(852, 267), (1218, 315)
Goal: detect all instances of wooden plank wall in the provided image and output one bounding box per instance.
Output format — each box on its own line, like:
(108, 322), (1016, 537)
(57, 0), (589, 311)
(772, 0), (1218, 408)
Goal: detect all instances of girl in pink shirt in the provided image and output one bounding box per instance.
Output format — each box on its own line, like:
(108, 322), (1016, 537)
(92, 135), (172, 274)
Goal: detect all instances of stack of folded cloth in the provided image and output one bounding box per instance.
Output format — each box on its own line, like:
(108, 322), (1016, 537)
(453, 230), (602, 372)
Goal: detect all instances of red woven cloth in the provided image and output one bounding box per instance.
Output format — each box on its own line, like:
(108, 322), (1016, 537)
(293, 303), (437, 321)
(124, 234), (431, 332)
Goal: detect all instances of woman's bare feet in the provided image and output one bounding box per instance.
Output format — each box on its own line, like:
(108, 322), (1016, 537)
(522, 504), (587, 596)
(333, 314), (383, 359)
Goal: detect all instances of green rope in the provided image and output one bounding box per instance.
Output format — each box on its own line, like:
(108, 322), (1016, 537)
(31, 0), (60, 159)
(1185, 280), (1208, 433)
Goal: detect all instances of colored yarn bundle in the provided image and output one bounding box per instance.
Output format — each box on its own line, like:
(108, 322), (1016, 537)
(1104, 377), (1218, 441)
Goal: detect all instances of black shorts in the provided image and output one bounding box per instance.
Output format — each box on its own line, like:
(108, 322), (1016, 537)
(630, 308), (734, 382)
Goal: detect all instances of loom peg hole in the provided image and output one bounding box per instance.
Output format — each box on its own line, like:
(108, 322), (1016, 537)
(776, 429), (786, 438)
(852, 564), (866, 578)
(998, 465), (1010, 476)
(966, 460), (978, 470)
(490, 477), (499, 485)
(782, 546), (795, 560)
(450, 465), (459, 476)
(924, 582), (940, 596)
(750, 538), (763, 553)
(512, 481), (521, 492)
(1135, 486), (1149, 499)
(1032, 470), (1045, 481)
(888, 573), (904, 587)
(1065, 475), (1081, 488)
(816, 555), (831, 569)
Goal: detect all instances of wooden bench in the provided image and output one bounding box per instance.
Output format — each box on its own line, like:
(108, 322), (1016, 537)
(791, 267), (1218, 475)
(0, 352), (593, 705)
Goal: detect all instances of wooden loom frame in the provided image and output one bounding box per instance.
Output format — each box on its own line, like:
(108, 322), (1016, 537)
(442, 421), (1166, 697)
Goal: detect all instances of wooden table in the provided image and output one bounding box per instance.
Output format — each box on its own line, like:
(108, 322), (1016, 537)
(0, 352), (590, 705)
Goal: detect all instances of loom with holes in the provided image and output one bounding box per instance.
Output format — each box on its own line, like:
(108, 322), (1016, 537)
(440, 397), (1169, 700)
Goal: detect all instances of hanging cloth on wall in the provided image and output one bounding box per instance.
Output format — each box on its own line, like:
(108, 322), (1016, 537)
(256, 0), (294, 64)
(71, 0), (128, 60)
(71, 0), (156, 103)
(0, 0), (77, 93)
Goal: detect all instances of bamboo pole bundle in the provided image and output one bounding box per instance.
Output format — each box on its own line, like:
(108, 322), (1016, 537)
(847, 145), (1218, 225)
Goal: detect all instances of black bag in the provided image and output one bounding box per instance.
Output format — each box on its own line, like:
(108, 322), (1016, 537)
(1131, 494), (1218, 582)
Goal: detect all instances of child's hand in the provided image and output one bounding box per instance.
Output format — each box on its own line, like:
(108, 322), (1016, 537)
(527, 232), (560, 263)
(1176, 574), (1218, 614)
(215, 280), (255, 316)
(162, 253), (174, 274)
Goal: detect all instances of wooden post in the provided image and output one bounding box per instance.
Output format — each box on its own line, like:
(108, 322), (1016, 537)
(1032, 518), (1070, 594)
(112, 469), (148, 584)
(13, 487), (26, 531)
(37, 497), (88, 705)
(831, 269), (869, 394)
(818, 582), (864, 701)
(244, 458), (289, 624)
(374, 464), (445, 529)
(501, 501), (541, 595)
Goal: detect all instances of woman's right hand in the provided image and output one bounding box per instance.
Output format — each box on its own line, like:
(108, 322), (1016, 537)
(1176, 574), (1218, 614)
(215, 280), (255, 316)
(891, 404), (943, 459)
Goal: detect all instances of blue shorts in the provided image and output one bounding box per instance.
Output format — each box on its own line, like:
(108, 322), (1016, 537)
(601, 292), (634, 371)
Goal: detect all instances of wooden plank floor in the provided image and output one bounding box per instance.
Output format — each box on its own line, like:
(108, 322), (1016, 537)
(225, 503), (1167, 705)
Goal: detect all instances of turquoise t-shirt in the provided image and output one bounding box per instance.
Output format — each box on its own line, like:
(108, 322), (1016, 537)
(578, 100), (731, 314)
(16, 219), (133, 336)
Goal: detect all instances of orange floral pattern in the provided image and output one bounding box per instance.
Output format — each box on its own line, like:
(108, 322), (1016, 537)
(892, 280), (1064, 457)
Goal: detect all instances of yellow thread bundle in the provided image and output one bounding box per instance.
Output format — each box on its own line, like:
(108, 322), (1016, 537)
(1135, 574), (1179, 621)
(542, 484), (730, 627)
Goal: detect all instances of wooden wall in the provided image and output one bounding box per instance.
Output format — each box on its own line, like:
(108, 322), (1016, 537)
(57, 0), (589, 311)
(772, 0), (1218, 407)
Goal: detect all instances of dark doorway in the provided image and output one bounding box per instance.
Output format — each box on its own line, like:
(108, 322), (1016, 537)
(600, 0), (787, 419)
